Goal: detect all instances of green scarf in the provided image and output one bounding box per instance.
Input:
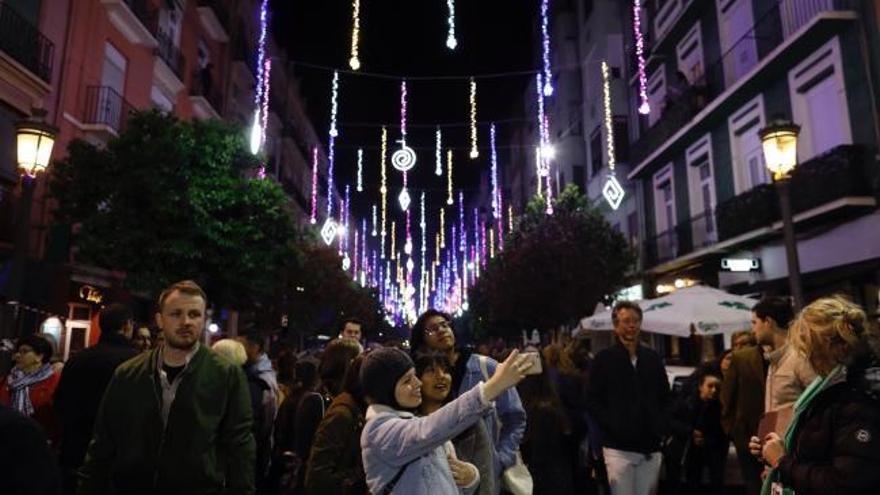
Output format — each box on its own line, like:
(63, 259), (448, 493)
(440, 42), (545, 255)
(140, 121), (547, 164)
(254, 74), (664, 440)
(760, 365), (845, 495)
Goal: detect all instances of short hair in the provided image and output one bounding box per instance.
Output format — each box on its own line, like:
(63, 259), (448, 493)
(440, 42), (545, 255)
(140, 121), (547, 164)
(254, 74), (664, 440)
(212, 339), (247, 366)
(413, 350), (453, 378)
(99, 303), (133, 336)
(239, 333), (264, 351)
(339, 317), (363, 334)
(157, 280), (207, 312)
(410, 309), (453, 353)
(17, 335), (54, 364)
(319, 339), (362, 395)
(612, 301), (643, 326)
(753, 296), (794, 330)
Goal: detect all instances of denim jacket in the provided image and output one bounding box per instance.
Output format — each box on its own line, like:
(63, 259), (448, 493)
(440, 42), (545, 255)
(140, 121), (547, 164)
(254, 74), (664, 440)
(458, 354), (527, 477)
(361, 384), (489, 495)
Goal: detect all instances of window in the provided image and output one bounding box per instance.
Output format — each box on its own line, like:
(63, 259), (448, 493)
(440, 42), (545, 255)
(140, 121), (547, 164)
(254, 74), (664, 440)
(589, 127), (602, 177)
(653, 164), (676, 234)
(627, 211), (640, 248)
(614, 117), (629, 162)
(686, 135), (717, 246)
(728, 95), (767, 194)
(716, 0), (757, 87)
(676, 22), (704, 84)
(647, 66), (667, 127)
(788, 37), (852, 161)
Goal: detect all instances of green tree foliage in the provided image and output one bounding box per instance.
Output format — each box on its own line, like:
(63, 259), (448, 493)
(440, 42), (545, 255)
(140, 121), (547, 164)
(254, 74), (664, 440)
(50, 111), (296, 308)
(470, 184), (635, 335)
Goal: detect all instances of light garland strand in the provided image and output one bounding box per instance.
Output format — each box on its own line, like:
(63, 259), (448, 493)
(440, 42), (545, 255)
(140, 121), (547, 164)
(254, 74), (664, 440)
(634, 0), (650, 114)
(371, 204), (378, 236)
(349, 0), (361, 70)
(380, 127), (388, 258)
(601, 60), (626, 210)
(446, 149), (454, 205)
(326, 71), (340, 217)
(458, 190), (465, 253)
(310, 146), (318, 224)
(357, 148), (364, 192)
(469, 78), (479, 158)
(435, 127), (443, 176)
(446, 0), (457, 49)
(508, 205), (514, 233)
(490, 123), (499, 220)
(536, 73), (550, 177)
(440, 209), (446, 248)
(330, 71), (340, 138)
(391, 220), (396, 260)
(541, 0), (553, 96)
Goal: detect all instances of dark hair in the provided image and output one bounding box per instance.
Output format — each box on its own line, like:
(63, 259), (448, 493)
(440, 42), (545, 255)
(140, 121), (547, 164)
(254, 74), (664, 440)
(413, 351), (453, 378)
(341, 355), (366, 408)
(99, 303), (133, 337)
(339, 317), (363, 334)
(411, 309), (453, 353)
(294, 358), (320, 391)
(17, 335), (54, 364)
(157, 280), (207, 311)
(239, 333), (264, 351)
(752, 296), (794, 330)
(320, 339), (362, 396)
(612, 301), (643, 325)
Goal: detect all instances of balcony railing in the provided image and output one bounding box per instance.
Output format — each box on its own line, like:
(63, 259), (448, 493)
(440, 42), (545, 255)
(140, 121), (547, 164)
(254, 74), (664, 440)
(122, 0), (158, 33)
(190, 67), (223, 113)
(630, 0), (856, 166)
(155, 29), (185, 80)
(83, 86), (135, 134)
(0, 2), (54, 82)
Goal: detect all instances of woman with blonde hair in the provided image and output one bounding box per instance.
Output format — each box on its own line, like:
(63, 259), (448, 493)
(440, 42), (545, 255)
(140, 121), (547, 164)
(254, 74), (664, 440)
(751, 296), (880, 494)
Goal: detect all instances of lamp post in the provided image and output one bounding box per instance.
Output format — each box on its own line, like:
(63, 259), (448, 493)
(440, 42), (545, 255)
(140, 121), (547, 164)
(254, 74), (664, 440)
(5, 108), (57, 337)
(759, 119), (803, 311)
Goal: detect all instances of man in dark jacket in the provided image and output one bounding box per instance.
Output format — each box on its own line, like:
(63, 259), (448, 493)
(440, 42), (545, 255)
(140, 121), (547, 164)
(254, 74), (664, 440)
(77, 280), (255, 494)
(54, 303), (138, 494)
(586, 301), (670, 495)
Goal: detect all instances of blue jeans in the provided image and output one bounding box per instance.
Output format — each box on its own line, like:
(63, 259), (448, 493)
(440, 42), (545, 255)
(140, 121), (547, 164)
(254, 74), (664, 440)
(602, 448), (662, 495)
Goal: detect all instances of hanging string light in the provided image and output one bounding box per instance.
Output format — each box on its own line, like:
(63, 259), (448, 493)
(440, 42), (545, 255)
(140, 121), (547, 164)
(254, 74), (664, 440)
(601, 60), (626, 210)
(446, 0), (458, 49)
(440, 208), (446, 248)
(392, 80), (417, 173)
(446, 149), (454, 205)
(535, 73), (551, 176)
(371, 204), (378, 236)
(250, 0), (270, 158)
(545, 174), (554, 215)
(540, 0), (553, 97)
(435, 127), (443, 176)
(329, 70), (340, 138)
(508, 205), (514, 233)
(349, 0), (361, 70)
(490, 124), (504, 249)
(391, 220), (396, 260)
(633, 0), (650, 114)
(310, 146), (318, 224)
(458, 190), (465, 253)
(469, 78), (479, 158)
(325, 71), (340, 224)
(357, 148), (364, 192)
(380, 127), (388, 258)
(489, 227), (495, 259)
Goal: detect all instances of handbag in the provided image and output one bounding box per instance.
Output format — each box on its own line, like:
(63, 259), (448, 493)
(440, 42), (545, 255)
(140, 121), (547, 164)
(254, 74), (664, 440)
(478, 355), (534, 495)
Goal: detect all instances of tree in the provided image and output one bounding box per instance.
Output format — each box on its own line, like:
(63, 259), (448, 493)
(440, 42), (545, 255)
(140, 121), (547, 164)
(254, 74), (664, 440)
(470, 184), (635, 336)
(50, 111), (296, 309)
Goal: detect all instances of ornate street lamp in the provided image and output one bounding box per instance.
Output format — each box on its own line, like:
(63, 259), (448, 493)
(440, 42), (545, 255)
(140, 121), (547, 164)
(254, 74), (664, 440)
(5, 109), (57, 337)
(759, 118), (803, 310)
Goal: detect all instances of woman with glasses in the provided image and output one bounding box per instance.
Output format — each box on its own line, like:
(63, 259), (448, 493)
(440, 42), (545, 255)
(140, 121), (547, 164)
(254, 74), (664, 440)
(0, 334), (61, 442)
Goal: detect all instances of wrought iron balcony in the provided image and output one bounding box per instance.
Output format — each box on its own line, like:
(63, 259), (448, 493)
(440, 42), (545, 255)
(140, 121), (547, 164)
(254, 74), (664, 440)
(155, 29), (185, 81)
(83, 86), (135, 135)
(0, 2), (54, 82)
(190, 67), (223, 118)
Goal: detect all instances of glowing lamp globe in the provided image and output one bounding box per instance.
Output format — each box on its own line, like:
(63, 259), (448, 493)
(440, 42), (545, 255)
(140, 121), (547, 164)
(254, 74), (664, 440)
(15, 115), (57, 177)
(759, 120), (800, 181)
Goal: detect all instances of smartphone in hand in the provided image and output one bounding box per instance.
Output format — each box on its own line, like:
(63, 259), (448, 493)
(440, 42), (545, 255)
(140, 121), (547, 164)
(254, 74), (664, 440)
(522, 351), (543, 375)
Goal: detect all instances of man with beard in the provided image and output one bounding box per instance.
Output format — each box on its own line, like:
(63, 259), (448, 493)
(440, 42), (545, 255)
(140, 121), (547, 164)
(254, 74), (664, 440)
(77, 280), (255, 494)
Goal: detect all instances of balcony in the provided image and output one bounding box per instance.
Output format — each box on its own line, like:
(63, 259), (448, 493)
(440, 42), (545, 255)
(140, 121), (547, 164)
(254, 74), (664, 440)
(189, 68), (223, 119)
(0, 2), (54, 83)
(197, 0), (230, 43)
(81, 86), (135, 139)
(629, 0), (857, 174)
(643, 145), (876, 271)
(101, 0), (158, 47)
(153, 29), (185, 96)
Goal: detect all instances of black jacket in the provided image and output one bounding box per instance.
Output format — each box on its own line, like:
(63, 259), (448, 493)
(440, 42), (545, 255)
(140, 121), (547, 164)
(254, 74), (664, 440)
(0, 403), (62, 494)
(777, 363), (880, 494)
(586, 341), (670, 453)
(53, 333), (138, 469)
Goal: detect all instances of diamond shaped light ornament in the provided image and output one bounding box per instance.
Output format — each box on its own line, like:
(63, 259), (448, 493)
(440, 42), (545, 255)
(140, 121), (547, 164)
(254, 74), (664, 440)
(398, 188), (411, 211)
(321, 219), (338, 245)
(602, 175), (625, 210)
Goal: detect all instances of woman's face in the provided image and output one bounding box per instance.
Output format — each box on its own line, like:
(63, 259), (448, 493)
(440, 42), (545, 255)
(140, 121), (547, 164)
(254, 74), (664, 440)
(720, 352), (733, 372)
(419, 364), (452, 404)
(13, 345), (42, 371)
(807, 331), (847, 376)
(699, 375), (721, 401)
(394, 368), (422, 409)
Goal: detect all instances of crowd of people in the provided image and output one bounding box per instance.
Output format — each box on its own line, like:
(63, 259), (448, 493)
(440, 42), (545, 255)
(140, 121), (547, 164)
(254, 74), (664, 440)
(1, 279), (879, 495)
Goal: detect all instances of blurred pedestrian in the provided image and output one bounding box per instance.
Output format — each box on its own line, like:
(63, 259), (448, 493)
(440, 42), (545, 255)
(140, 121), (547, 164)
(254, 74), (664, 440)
(415, 351), (495, 495)
(77, 280), (255, 494)
(585, 301), (670, 495)
(411, 309), (527, 492)
(751, 296), (880, 494)
(238, 333), (281, 410)
(271, 358), (320, 493)
(304, 355), (368, 495)
(1, 334), (61, 443)
(130, 324), (152, 353)
(731, 330), (757, 352)
(338, 317), (364, 344)
(359, 347), (532, 494)
(54, 303), (138, 494)
(518, 355), (574, 495)
(0, 402), (62, 495)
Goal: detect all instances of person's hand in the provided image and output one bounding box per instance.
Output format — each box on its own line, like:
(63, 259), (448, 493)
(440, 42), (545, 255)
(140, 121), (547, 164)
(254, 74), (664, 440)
(761, 433), (785, 468)
(448, 456), (477, 487)
(693, 430), (705, 447)
(483, 349), (531, 401)
(749, 435), (763, 458)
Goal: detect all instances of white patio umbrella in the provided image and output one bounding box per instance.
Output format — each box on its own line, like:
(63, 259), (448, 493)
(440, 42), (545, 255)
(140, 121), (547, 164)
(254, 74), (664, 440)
(581, 286), (756, 337)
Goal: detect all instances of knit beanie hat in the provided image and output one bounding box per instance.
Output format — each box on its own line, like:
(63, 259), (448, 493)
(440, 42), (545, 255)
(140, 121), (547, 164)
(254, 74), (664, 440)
(360, 347), (415, 408)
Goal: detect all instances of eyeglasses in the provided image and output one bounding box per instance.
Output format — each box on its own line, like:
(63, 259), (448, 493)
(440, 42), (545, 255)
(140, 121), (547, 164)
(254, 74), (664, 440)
(425, 320), (452, 335)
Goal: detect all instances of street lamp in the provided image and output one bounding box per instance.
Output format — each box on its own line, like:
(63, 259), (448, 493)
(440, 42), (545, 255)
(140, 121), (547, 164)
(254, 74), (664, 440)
(759, 118), (803, 310)
(5, 108), (58, 337)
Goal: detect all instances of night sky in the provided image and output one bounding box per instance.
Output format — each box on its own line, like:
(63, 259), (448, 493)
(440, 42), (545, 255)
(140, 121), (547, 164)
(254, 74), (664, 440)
(271, 0), (541, 220)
